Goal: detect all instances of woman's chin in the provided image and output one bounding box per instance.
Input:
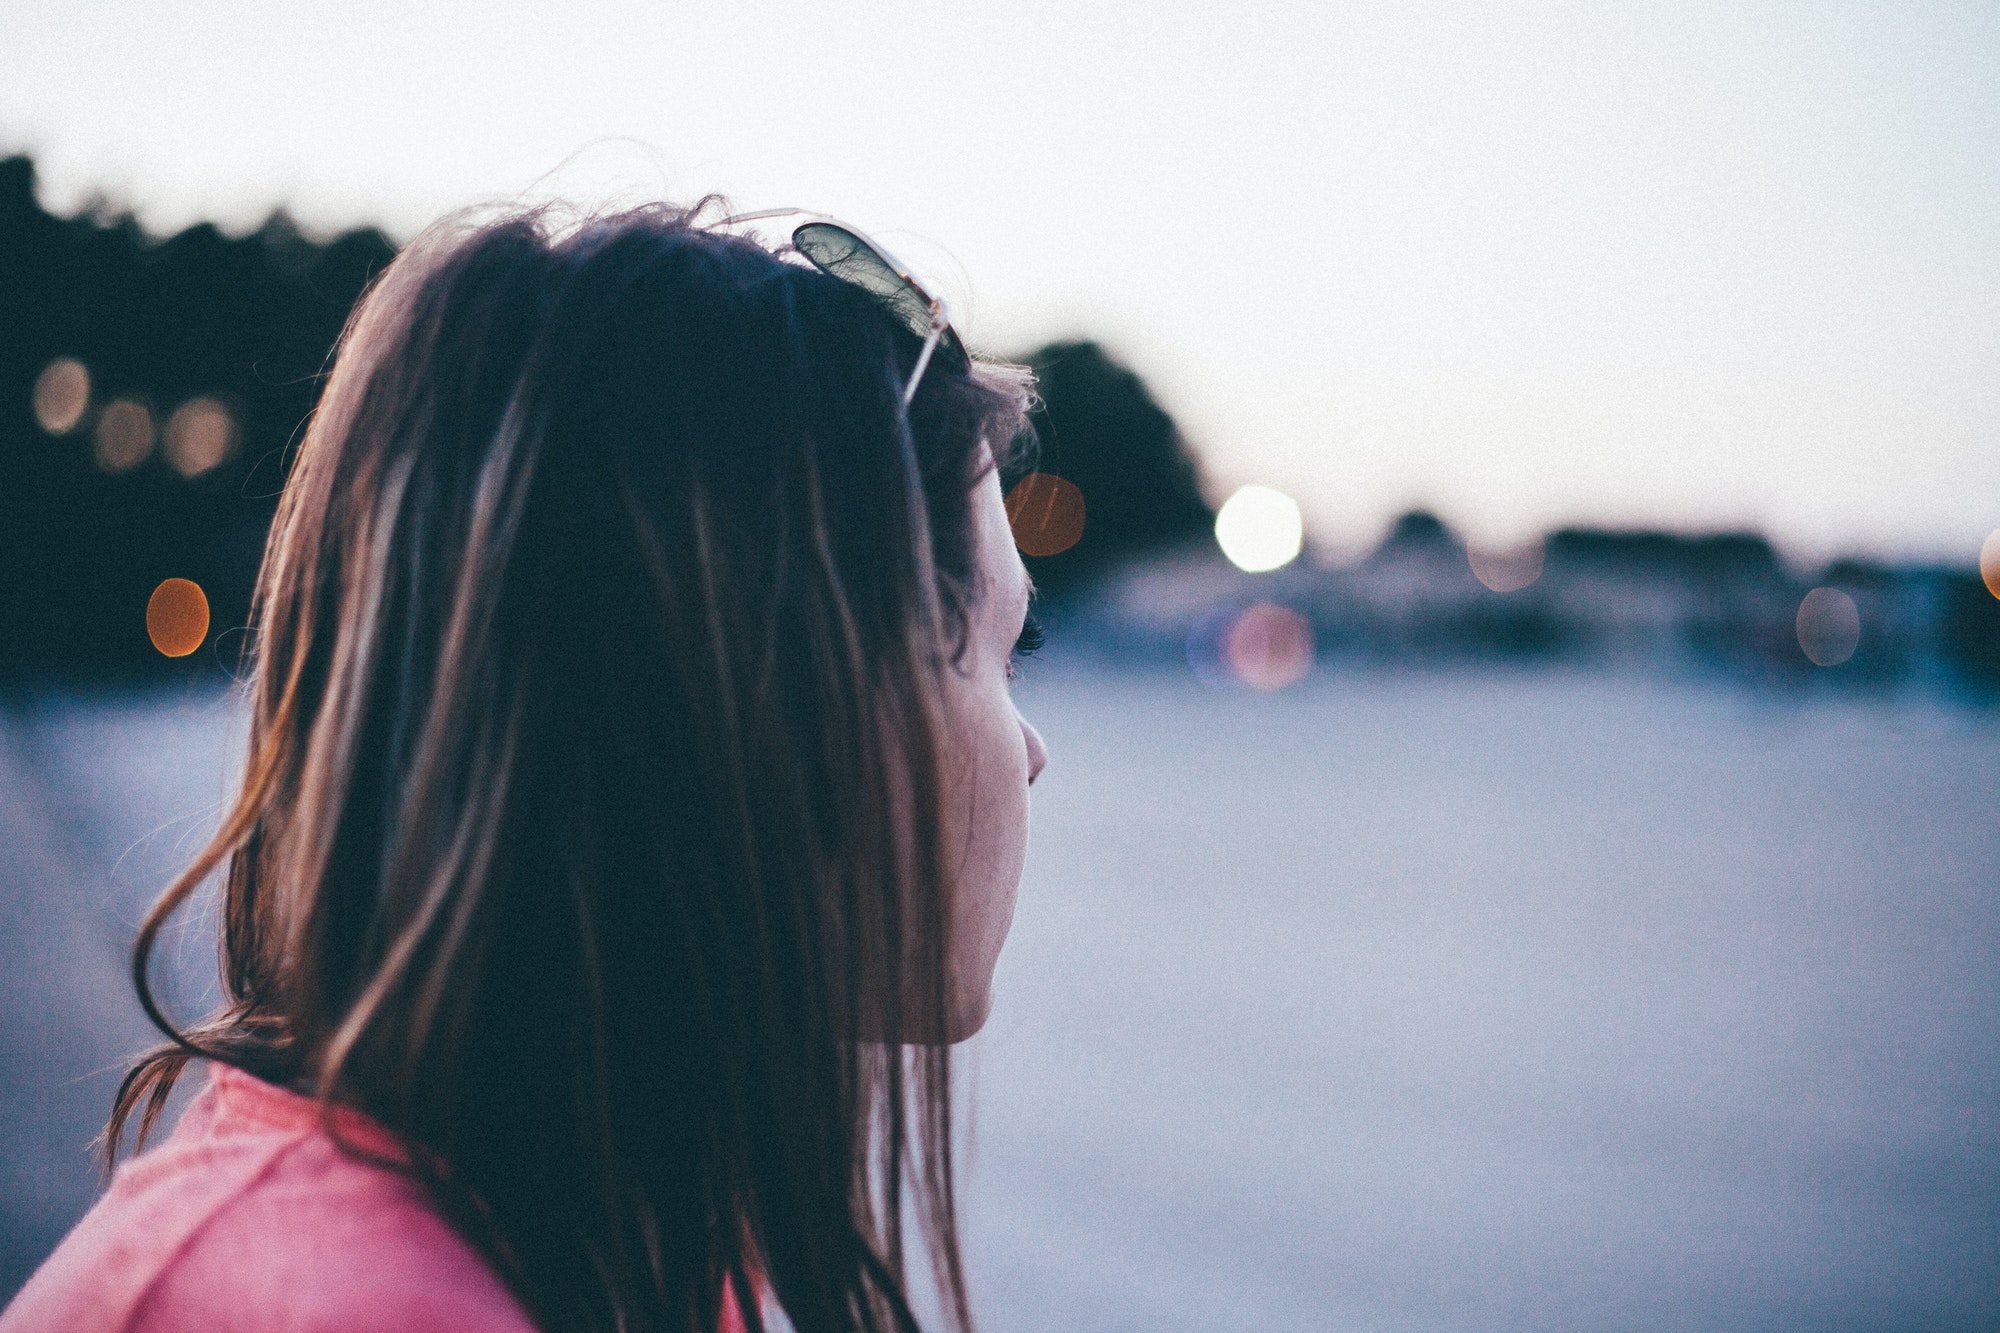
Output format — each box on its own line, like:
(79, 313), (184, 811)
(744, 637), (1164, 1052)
(944, 984), (996, 1045)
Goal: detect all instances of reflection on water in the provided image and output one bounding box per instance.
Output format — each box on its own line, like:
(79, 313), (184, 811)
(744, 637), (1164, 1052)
(3, 669), (1997, 1330)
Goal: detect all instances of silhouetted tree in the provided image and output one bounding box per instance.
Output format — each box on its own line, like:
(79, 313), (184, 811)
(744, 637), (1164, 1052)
(1008, 340), (1212, 596)
(1370, 510), (1460, 560)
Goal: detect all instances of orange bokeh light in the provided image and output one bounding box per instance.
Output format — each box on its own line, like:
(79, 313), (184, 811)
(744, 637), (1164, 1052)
(146, 578), (210, 658)
(1005, 473), (1086, 558)
(1981, 529), (2000, 602)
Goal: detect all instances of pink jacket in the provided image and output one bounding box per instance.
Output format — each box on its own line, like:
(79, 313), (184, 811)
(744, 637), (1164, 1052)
(1, 1065), (748, 1332)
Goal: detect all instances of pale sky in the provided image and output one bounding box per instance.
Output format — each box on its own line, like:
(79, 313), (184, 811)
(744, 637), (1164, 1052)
(3, 0), (1995, 563)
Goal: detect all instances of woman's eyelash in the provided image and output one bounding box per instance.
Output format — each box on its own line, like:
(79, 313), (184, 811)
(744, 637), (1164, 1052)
(1008, 612), (1044, 678)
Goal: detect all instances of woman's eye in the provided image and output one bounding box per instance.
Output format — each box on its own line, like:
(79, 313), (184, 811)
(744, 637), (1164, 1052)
(1008, 611), (1044, 680)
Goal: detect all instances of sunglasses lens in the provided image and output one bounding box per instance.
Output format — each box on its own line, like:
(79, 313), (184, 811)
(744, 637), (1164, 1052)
(793, 223), (941, 345)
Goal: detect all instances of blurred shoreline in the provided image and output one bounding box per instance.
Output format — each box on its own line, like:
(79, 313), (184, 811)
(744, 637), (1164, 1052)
(1049, 514), (2000, 701)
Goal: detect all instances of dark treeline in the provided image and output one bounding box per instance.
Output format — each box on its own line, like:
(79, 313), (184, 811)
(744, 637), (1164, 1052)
(0, 154), (395, 681)
(3, 153), (1993, 690)
(1362, 510), (2000, 688)
(0, 156), (1212, 681)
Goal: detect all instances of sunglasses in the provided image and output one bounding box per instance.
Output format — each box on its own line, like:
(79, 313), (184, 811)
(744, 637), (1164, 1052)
(720, 209), (967, 408)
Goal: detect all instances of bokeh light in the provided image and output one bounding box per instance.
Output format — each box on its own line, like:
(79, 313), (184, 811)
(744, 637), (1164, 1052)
(164, 398), (240, 478)
(1467, 537), (1546, 593)
(1214, 485), (1303, 573)
(1006, 472), (1087, 557)
(1981, 529), (2000, 601)
(32, 357), (90, 435)
(146, 578), (210, 658)
(1225, 603), (1315, 689)
(94, 398), (156, 473)
(1188, 602), (1315, 690)
(1796, 587), (1860, 667)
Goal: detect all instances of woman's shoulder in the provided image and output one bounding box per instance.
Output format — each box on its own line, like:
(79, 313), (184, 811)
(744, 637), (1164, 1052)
(1, 1064), (534, 1333)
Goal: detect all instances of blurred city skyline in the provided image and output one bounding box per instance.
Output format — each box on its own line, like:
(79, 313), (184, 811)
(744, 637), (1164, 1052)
(2, 0), (1996, 562)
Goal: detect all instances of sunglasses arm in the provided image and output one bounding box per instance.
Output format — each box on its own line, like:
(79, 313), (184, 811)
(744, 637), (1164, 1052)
(901, 317), (945, 410)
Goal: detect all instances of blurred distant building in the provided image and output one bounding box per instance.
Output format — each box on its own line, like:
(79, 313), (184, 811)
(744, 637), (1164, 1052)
(3, 154), (1995, 696)
(1073, 510), (2000, 696)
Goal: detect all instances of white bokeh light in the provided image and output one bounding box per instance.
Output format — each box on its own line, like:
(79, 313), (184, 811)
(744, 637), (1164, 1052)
(1796, 587), (1861, 667)
(1214, 485), (1304, 573)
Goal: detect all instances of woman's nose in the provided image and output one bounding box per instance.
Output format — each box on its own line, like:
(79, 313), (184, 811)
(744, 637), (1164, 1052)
(1021, 715), (1048, 785)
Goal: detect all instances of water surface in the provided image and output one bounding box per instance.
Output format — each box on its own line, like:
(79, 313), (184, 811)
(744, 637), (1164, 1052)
(3, 669), (1995, 1329)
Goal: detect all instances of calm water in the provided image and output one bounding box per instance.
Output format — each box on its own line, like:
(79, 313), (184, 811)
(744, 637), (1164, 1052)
(3, 668), (1997, 1330)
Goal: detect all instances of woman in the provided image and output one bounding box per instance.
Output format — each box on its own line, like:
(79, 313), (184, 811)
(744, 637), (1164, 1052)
(1, 200), (1048, 1332)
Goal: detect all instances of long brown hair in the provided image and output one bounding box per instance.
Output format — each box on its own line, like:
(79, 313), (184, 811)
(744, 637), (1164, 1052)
(107, 201), (1033, 1333)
